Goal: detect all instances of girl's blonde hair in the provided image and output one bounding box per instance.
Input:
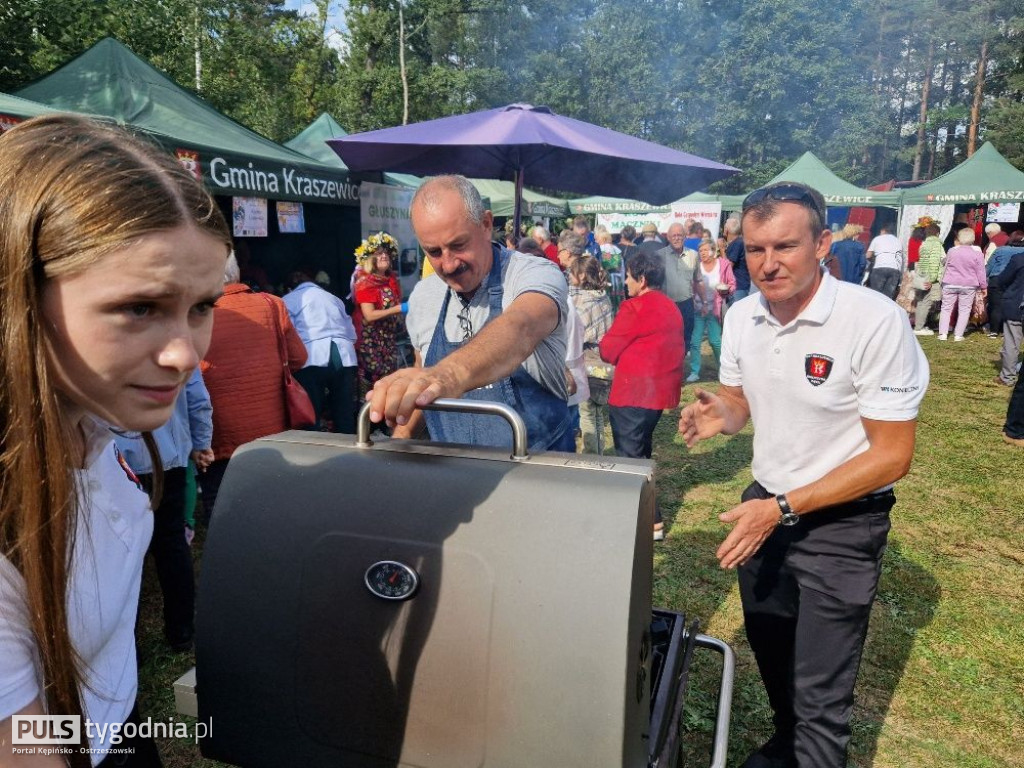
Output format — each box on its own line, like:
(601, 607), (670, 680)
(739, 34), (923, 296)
(0, 115), (229, 764)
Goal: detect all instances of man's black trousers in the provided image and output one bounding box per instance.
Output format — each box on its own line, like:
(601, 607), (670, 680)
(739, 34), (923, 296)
(139, 467), (194, 646)
(608, 405), (663, 524)
(1005, 367), (1024, 439)
(675, 298), (694, 360)
(737, 481), (894, 768)
(294, 363), (357, 434)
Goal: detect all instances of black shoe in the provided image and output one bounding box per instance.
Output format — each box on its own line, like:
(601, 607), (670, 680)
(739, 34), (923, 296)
(740, 733), (795, 768)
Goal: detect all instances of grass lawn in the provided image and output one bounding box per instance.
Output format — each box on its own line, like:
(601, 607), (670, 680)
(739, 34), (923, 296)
(136, 331), (1022, 767)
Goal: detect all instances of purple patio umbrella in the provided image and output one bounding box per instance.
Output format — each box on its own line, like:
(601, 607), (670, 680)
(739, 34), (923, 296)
(329, 103), (738, 230)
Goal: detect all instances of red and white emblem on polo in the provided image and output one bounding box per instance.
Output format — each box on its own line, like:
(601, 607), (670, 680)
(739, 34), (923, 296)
(804, 353), (834, 386)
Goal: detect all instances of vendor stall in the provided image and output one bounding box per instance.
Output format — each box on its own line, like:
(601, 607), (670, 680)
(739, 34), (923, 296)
(900, 142), (1024, 242)
(17, 38), (362, 292)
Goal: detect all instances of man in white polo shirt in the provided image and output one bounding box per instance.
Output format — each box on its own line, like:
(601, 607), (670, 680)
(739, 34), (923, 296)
(865, 223), (905, 300)
(678, 182), (928, 768)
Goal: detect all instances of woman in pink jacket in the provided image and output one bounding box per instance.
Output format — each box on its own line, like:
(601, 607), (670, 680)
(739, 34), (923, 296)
(939, 227), (987, 341)
(687, 241), (736, 382)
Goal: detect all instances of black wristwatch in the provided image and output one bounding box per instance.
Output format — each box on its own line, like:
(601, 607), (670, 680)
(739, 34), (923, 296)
(775, 494), (800, 526)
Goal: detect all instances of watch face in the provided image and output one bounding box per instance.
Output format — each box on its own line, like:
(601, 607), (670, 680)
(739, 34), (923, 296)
(780, 512), (800, 527)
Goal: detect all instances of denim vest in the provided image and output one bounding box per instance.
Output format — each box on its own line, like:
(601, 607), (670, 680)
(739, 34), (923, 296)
(423, 246), (571, 451)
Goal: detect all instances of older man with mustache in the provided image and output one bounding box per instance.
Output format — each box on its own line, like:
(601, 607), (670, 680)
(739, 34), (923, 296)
(367, 175), (573, 451)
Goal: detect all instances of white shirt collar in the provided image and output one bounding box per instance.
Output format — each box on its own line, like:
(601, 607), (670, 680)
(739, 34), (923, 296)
(751, 270), (839, 329)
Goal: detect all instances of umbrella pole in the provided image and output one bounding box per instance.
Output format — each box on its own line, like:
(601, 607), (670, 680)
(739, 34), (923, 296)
(513, 169), (524, 241)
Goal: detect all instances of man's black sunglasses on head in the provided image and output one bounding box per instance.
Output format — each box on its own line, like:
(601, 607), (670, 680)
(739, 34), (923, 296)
(742, 183), (826, 223)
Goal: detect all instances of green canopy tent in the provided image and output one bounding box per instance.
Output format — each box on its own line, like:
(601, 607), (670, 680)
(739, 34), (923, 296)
(760, 152), (903, 208)
(285, 111), (417, 189)
(0, 91), (62, 128)
(465, 179), (567, 219)
(900, 142), (1024, 205)
(17, 38), (357, 207)
(284, 112), (349, 167)
(286, 113), (434, 293)
(677, 190), (746, 212)
(17, 38), (363, 290)
(708, 193), (746, 212)
(567, 152), (899, 218)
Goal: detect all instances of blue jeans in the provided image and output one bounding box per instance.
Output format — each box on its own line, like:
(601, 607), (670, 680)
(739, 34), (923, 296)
(867, 267), (901, 300)
(689, 312), (723, 378)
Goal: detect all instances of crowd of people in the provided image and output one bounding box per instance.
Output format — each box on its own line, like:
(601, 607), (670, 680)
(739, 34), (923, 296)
(1, 109), (1020, 768)
(831, 212), (1023, 441)
(785, 210), (1023, 446)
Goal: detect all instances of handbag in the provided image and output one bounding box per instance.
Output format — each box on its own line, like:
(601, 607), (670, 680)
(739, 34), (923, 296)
(262, 294), (317, 429)
(583, 348), (612, 406)
(912, 271), (930, 291)
(969, 290), (988, 327)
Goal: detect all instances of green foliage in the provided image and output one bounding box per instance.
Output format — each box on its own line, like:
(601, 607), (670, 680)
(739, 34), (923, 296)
(986, 98), (1024, 168)
(3, 0), (1024, 178)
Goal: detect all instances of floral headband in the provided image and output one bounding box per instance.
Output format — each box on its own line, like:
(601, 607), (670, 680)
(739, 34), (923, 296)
(914, 216), (938, 229)
(354, 232), (399, 263)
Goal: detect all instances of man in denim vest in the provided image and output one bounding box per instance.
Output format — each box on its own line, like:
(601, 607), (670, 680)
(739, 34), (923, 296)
(368, 175), (572, 451)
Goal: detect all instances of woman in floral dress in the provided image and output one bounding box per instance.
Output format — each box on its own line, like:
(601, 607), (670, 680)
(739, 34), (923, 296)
(353, 232), (406, 395)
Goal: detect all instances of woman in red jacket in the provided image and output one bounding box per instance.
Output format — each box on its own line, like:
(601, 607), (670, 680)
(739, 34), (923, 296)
(599, 250), (685, 540)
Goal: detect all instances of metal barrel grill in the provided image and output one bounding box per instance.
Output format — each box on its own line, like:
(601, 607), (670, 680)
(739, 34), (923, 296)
(194, 400), (733, 767)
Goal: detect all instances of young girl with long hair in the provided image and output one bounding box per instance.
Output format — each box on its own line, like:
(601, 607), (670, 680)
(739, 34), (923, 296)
(0, 115), (230, 767)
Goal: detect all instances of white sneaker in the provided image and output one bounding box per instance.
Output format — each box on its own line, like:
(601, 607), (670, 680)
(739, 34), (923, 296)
(953, 336), (965, 342)
(937, 334), (948, 340)
(914, 328), (934, 336)
(685, 373), (699, 383)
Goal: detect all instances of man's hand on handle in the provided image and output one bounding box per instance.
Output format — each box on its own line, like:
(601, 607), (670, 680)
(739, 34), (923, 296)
(367, 363), (465, 429)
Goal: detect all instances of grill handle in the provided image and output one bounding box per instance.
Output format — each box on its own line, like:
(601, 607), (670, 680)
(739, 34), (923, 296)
(356, 398), (530, 459)
(694, 633), (735, 768)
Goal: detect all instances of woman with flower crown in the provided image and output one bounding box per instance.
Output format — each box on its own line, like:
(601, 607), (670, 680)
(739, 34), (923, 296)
(354, 232), (407, 395)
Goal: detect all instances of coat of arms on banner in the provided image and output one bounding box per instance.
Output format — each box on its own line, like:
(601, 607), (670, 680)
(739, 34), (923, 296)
(176, 149), (201, 180)
(804, 353), (834, 386)
(0, 114), (23, 134)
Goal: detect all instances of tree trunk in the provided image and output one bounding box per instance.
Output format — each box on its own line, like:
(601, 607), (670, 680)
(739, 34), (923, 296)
(301, 0), (330, 117)
(399, 2), (409, 125)
(968, 38), (989, 156)
(888, 37), (913, 179)
(194, 1), (202, 92)
(862, 10), (887, 169)
(361, 2), (379, 117)
(944, 48), (963, 171)
(929, 41), (951, 179)
(913, 38), (935, 181)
